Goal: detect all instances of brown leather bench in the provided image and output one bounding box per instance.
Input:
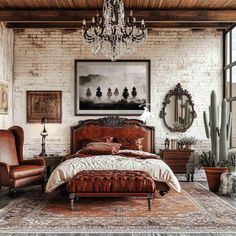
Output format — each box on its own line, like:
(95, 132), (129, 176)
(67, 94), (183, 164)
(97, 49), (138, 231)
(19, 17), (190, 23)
(67, 170), (156, 211)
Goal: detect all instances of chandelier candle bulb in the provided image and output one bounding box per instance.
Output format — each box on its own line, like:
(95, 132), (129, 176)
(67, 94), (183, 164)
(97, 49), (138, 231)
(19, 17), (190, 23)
(82, 19), (86, 26)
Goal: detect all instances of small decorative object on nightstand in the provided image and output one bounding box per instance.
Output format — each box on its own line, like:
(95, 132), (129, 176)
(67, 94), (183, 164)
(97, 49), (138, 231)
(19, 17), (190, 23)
(170, 139), (177, 150)
(39, 117), (48, 157)
(160, 149), (194, 182)
(164, 133), (170, 150)
(179, 136), (197, 150)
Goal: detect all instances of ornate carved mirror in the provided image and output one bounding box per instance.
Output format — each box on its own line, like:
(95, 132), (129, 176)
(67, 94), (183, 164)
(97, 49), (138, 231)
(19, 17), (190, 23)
(160, 83), (197, 132)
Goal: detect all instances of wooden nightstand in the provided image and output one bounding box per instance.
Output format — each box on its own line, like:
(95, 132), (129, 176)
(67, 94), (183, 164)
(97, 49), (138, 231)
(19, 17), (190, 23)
(160, 149), (194, 182)
(34, 155), (64, 179)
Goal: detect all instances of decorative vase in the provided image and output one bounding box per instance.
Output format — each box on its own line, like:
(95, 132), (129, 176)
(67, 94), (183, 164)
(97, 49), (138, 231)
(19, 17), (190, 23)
(171, 139), (177, 150)
(219, 171), (236, 197)
(185, 144), (192, 150)
(204, 167), (228, 192)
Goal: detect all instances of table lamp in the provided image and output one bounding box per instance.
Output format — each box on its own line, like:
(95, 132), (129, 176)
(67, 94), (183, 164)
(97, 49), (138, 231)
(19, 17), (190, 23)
(39, 117), (48, 156)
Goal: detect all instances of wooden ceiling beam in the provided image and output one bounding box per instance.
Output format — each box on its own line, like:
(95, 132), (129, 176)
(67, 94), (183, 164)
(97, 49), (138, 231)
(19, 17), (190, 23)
(1, 10), (236, 22)
(5, 22), (232, 29)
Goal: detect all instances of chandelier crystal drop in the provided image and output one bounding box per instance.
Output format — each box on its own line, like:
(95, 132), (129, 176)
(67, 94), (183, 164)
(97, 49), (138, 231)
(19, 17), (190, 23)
(82, 0), (147, 61)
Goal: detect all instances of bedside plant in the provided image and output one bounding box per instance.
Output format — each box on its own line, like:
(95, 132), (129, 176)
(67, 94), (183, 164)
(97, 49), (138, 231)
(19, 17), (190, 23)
(179, 136), (197, 150)
(201, 90), (232, 192)
(186, 151), (216, 175)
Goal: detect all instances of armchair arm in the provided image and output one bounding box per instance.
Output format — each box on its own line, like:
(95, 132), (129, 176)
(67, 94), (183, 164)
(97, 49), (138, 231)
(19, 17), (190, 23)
(21, 158), (46, 166)
(0, 162), (10, 173)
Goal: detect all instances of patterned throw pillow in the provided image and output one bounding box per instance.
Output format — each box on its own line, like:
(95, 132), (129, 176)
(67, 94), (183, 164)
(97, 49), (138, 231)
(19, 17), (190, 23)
(81, 136), (114, 147)
(78, 142), (122, 155)
(115, 137), (144, 150)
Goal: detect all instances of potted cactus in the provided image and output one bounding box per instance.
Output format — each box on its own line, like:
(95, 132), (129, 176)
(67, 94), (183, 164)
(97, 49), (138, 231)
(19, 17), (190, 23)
(203, 90), (231, 192)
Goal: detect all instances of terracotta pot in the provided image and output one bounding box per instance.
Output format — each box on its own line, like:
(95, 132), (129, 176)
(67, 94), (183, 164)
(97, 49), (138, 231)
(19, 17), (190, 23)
(185, 144), (192, 150)
(204, 167), (228, 192)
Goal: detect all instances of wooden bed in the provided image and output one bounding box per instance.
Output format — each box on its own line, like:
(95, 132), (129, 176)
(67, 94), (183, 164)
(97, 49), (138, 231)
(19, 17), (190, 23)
(70, 116), (170, 197)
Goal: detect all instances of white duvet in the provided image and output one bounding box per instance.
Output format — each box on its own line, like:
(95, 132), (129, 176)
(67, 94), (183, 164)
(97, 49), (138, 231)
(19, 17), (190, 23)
(46, 154), (181, 193)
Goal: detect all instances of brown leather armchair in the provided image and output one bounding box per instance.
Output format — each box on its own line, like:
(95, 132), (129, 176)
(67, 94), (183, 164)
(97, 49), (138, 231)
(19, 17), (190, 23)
(0, 126), (46, 196)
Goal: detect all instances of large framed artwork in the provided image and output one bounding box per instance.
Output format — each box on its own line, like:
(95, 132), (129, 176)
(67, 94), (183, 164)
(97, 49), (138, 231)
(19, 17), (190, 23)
(27, 91), (62, 123)
(75, 60), (150, 115)
(0, 80), (8, 114)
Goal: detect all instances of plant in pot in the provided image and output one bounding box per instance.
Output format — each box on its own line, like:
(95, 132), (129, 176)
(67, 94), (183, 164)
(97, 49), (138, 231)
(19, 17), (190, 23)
(227, 152), (236, 173)
(187, 151), (216, 173)
(179, 136), (197, 150)
(202, 90), (232, 192)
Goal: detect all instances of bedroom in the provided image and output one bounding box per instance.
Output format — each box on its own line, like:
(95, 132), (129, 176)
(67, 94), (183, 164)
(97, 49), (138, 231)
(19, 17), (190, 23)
(0, 0), (235, 235)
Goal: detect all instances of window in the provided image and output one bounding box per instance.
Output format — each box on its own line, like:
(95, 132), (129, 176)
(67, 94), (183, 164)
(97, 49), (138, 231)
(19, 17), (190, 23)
(232, 28), (236, 63)
(224, 24), (236, 147)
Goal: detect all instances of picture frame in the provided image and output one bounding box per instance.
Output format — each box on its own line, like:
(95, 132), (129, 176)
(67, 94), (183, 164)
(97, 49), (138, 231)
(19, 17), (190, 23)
(0, 80), (8, 114)
(75, 60), (151, 116)
(27, 91), (62, 123)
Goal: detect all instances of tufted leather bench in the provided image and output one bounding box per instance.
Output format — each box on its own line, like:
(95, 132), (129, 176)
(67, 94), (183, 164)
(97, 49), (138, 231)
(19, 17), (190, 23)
(67, 170), (156, 211)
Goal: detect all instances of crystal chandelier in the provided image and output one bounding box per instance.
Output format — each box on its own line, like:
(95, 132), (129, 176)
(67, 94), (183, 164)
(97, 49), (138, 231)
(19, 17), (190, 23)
(82, 0), (147, 61)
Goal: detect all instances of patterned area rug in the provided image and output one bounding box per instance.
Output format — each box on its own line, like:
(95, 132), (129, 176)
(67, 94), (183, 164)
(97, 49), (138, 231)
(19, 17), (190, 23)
(0, 182), (235, 233)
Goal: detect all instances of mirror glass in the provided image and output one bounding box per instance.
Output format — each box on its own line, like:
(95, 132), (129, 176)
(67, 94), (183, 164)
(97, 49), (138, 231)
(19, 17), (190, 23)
(160, 83), (196, 132)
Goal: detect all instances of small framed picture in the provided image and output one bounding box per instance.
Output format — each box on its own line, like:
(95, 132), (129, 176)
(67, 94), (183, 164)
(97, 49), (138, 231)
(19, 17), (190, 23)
(27, 91), (62, 123)
(0, 80), (8, 114)
(75, 60), (151, 115)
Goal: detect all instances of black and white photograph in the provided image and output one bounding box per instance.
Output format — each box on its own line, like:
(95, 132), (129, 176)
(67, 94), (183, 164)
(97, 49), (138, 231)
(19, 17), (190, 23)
(75, 60), (150, 115)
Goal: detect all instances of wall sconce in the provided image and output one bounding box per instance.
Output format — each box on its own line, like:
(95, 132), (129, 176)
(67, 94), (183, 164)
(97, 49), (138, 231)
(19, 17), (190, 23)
(39, 117), (48, 156)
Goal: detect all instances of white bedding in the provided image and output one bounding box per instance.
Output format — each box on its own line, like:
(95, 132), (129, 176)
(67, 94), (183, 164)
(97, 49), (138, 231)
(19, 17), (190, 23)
(45, 154), (181, 193)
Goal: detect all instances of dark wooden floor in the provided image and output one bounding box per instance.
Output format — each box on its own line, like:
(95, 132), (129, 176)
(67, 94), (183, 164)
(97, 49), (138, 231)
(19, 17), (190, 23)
(0, 181), (236, 236)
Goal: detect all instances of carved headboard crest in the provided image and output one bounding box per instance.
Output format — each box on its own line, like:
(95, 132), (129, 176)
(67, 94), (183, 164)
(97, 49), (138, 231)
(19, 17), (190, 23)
(72, 116), (146, 129)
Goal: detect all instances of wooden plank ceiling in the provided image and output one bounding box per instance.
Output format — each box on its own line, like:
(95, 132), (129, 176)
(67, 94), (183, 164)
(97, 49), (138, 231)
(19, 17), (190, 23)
(1, 0), (236, 10)
(0, 0), (235, 29)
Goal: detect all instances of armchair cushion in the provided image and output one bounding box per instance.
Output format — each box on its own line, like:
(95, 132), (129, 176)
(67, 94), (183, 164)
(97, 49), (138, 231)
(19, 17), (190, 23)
(0, 162), (10, 173)
(10, 165), (45, 179)
(21, 158), (46, 166)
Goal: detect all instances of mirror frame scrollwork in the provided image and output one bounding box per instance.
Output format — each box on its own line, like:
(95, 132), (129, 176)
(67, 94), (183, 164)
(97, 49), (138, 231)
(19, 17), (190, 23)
(159, 83), (197, 132)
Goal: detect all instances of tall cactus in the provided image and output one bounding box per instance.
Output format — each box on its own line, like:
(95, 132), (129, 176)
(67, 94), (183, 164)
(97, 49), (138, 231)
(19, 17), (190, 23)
(203, 90), (232, 166)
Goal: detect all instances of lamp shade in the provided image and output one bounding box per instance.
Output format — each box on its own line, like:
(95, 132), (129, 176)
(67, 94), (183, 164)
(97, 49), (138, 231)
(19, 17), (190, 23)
(41, 117), (48, 124)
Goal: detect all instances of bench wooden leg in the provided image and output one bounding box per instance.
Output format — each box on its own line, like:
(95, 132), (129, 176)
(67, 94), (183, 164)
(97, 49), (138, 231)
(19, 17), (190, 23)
(69, 193), (75, 211)
(41, 183), (45, 192)
(147, 193), (153, 211)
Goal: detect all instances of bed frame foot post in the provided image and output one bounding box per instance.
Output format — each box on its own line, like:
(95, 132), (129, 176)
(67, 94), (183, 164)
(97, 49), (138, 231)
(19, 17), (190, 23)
(147, 193), (153, 211)
(69, 193), (75, 211)
(159, 190), (167, 197)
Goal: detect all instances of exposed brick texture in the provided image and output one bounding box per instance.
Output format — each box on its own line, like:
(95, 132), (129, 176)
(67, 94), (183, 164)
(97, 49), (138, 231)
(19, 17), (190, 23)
(13, 29), (223, 158)
(0, 24), (13, 129)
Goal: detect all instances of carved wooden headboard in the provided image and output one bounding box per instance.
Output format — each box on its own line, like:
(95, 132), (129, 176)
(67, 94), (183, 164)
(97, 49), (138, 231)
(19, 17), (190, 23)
(70, 116), (155, 154)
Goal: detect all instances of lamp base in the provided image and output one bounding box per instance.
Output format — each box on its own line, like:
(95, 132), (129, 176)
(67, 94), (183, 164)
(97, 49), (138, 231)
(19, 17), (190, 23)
(39, 152), (47, 157)
(39, 143), (47, 157)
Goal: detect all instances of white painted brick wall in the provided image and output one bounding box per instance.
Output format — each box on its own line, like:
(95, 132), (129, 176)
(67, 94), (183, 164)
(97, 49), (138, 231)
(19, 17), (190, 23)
(0, 24), (13, 129)
(13, 28), (223, 158)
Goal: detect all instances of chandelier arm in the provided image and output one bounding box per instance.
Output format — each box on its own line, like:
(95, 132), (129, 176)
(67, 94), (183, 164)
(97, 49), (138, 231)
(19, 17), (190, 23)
(132, 32), (146, 42)
(83, 30), (97, 42)
(124, 26), (134, 37)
